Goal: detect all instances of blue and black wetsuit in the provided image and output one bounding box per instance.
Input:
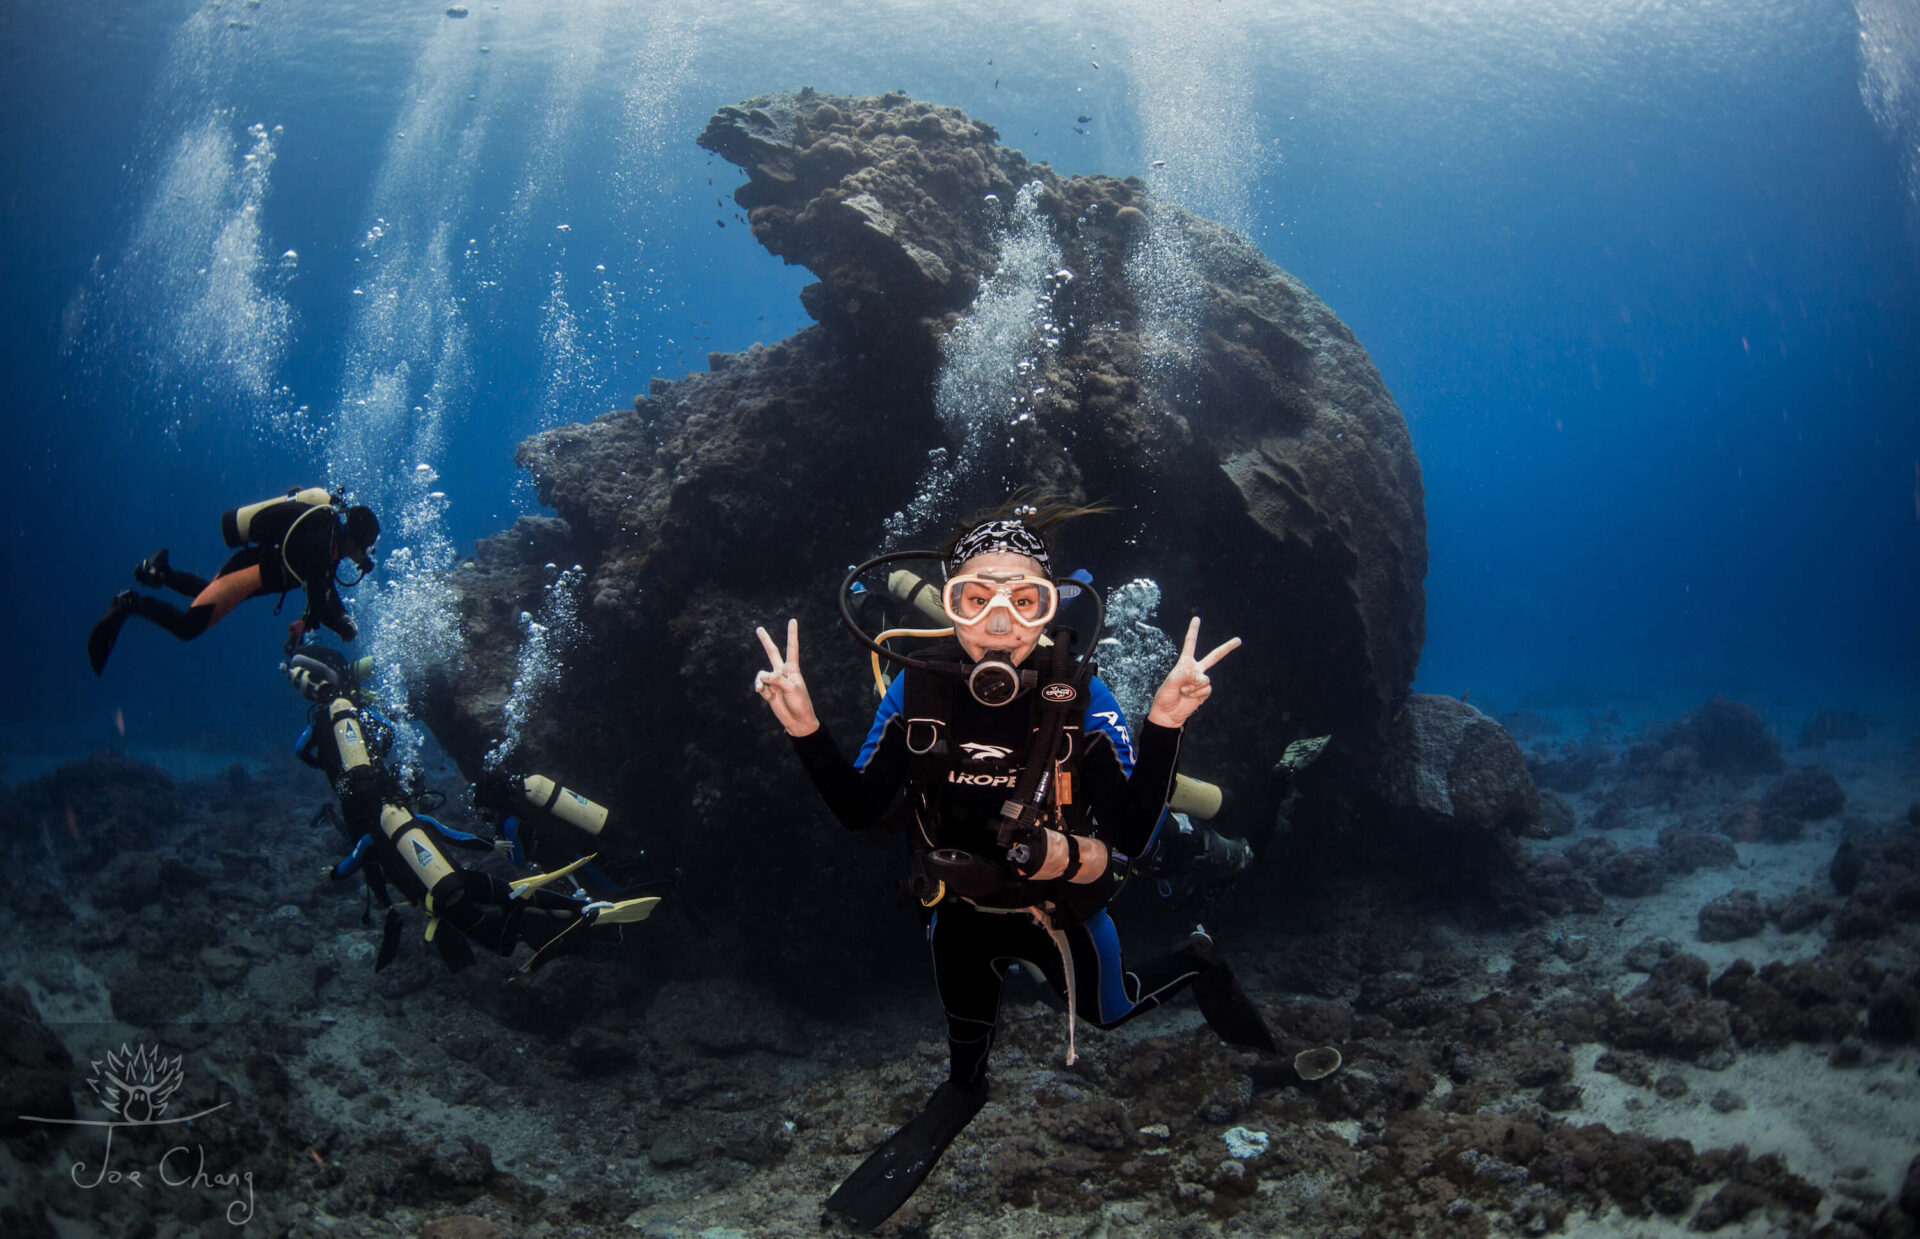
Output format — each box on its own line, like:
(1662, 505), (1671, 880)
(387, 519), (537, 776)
(793, 664), (1214, 1088)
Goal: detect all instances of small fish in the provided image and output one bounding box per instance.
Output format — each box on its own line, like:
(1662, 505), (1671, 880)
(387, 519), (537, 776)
(1073, 126), (1087, 134)
(1091, 60), (1099, 69)
(114, 706), (126, 736)
(716, 219), (725, 228)
(65, 801), (80, 841)
(994, 78), (1000, 89)
(1461, 689), (1471, 702)
(308, 1148), (325, 1167)
(1077, 115), (1091, 123)
(1150, 159), (1167, 168)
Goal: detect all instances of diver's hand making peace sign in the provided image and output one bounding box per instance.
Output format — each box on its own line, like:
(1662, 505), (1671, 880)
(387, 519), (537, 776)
(754, 619), (820, 737)
(1146, 617), (1242, 729)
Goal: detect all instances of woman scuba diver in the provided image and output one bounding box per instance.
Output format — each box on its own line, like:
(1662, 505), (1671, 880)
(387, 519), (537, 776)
(751, 496), (1274, 1231)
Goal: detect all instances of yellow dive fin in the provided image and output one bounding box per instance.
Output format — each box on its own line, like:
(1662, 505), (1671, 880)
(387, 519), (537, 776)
(584, 896), (661, 925)
(508, 853), (599, 898)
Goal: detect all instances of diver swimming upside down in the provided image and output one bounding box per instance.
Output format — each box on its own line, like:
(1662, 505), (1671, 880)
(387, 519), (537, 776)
(752, 498), (1277, 1230)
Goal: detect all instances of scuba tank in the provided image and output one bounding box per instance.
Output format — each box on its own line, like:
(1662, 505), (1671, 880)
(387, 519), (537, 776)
(223, 487), (333, 547)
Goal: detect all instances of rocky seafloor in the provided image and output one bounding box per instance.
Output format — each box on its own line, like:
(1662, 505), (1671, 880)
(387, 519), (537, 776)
(2, 691), (1917, 1238)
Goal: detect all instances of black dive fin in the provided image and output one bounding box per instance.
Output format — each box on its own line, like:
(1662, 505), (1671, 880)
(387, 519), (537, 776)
(1181, 934), (1278, 1053)
(87, 593), (136, 676)
(431, 923), (476, 973)
(375, 908), (402, 971)
(825, 1081), (987, 1231)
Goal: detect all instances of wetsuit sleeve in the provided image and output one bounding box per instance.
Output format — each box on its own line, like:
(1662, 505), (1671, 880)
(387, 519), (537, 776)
(1078, 677), (1181, 859)
(789, 677), (910, 831)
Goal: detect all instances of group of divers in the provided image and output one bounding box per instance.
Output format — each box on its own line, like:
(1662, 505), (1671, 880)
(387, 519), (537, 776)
(87, 485), (1330, 1230)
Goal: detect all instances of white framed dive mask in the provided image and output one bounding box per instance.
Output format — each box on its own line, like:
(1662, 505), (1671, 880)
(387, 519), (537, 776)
(941, 570), (1059, 636)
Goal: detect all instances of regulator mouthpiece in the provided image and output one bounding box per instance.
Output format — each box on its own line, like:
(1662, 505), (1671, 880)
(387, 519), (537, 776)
(967, 655), (1029, 706)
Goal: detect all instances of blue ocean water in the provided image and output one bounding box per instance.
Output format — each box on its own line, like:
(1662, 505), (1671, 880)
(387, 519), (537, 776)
(3, 0), (1916, 761)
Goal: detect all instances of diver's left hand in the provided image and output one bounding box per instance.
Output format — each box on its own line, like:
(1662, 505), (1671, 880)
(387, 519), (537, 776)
(1146, 617), (1241, 729)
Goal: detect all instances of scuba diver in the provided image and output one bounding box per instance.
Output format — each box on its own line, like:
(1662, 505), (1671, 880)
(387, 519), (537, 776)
(752, 498), (1275, 1231)
(88, 486), (380, 674)
(470, 765), (652, 902)
(284, 645), (659, 973)
(1134, 736), (1332, 927)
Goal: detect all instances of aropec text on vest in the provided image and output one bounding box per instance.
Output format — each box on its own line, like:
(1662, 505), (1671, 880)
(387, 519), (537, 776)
(947, 769), (1019, 787)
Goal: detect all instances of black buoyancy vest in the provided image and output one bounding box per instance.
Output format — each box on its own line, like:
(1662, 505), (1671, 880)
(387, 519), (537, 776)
(896, 639), (1119, 918)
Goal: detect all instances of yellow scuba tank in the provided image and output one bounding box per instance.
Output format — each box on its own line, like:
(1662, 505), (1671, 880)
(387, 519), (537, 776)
(1169, 775), (1223, 820)
(223, 486), (332, 547)
(330, 697), (371, 769)
(518, 774), (610, 837)
(884, 568), (950, 627)
(380, 804), (457, 891)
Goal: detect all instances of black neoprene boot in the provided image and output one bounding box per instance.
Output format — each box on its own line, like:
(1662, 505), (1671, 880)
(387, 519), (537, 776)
(133, 548), (170, 589)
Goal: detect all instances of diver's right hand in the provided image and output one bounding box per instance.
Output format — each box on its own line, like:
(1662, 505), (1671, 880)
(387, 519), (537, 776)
(754, 619), (820, 737)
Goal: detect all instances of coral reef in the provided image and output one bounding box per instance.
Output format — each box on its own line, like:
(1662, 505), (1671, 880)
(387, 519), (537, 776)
(1665, 697), (1785, 777)
(1747, 766), (1847, 842)
(1697, 890), (1767, 943)
(5, 725), (1912, 1237)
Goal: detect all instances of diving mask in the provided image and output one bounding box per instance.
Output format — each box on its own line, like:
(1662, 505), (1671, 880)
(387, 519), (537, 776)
(942, 570), (1058, 637)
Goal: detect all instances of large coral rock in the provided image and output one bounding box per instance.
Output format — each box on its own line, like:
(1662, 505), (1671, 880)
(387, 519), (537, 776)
(1352, 696), (1546, 900)
(1382, 695), (1542, 837)
(1754, 766), (1846, 841)
(420, 90), (1428, 995)
(1666, 696), (1783, 776)
(1, 752), (181, 875)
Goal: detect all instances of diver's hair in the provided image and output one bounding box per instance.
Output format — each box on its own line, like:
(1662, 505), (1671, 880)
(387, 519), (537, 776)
(941, 487), (1117, 573)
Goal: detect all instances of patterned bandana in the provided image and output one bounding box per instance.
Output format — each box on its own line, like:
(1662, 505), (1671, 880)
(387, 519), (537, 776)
(949, 519), (1051, 576)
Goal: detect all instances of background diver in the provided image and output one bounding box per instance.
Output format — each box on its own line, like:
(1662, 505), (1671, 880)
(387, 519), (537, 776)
(283, 644), (659, 973)
(753, 497), (1275, 1231)
(89, 486), (380, 674)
